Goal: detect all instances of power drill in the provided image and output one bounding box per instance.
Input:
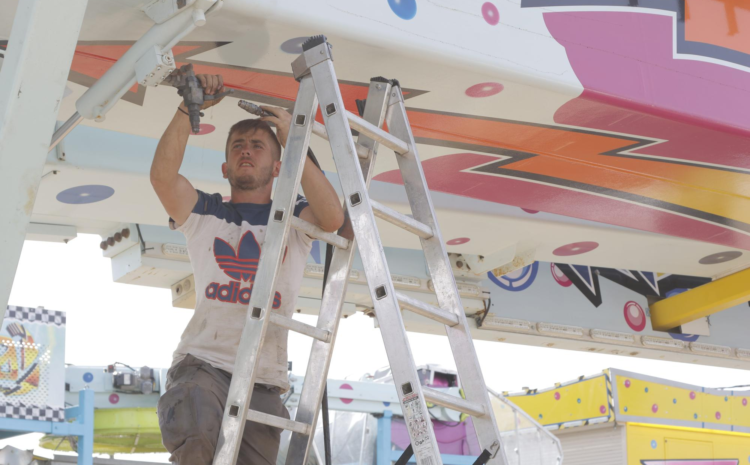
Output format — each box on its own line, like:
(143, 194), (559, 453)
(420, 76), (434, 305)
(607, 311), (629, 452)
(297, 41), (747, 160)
(165, 63), (233, 134)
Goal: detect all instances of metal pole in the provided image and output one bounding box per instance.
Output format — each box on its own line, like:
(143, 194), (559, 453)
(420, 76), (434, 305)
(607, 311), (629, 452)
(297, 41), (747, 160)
(0, 0), (89, 318)
(49, 112), (83, 152)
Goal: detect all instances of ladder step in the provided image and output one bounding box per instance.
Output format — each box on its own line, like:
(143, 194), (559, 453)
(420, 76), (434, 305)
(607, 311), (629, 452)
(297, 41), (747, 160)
(247, 409), (312, 435)
(422, 387), (486, 418)
(395, 292), (459, 327)
(346, 111), (409, 155)
(269, 313), (331, 343)
(291, 216), (350, 249)
(312, 121), (370, 159)
(370, 200), (433, 239)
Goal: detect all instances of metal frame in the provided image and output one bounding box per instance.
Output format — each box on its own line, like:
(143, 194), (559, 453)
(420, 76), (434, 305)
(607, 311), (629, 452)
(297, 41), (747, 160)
(0, 0), (89, 327)
(0, 390), (94, 465)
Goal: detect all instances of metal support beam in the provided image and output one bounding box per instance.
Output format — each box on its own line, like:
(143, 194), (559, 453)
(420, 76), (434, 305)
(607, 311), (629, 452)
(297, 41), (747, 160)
(650, 267), (750, 331)
(0, 0), (88, 321)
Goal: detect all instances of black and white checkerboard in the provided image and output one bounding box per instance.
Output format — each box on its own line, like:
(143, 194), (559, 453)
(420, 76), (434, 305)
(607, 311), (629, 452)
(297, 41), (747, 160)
(0, 403), (65, 422)
(4, 306), (66, 326)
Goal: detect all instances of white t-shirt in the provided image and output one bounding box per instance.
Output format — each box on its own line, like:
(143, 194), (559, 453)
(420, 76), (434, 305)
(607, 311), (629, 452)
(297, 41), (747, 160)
(170, 190), (313, 392)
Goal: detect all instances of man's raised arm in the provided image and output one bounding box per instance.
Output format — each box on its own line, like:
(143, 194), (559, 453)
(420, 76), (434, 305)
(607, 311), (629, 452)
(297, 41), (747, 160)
(150, 74), (225, 226)
(260, 106), (345, 233)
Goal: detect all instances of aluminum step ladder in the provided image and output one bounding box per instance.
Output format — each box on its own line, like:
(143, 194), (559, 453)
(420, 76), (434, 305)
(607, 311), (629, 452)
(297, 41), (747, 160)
(213, 35), (507, 465)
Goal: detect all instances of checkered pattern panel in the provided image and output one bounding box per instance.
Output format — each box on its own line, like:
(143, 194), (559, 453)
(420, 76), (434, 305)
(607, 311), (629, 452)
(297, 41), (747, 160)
(5, 306), (66, 326)
(0, 403), (65, 422)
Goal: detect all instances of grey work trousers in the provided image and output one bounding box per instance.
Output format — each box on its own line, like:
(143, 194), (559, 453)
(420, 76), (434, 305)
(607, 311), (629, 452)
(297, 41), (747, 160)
(157, 354), (289, 465)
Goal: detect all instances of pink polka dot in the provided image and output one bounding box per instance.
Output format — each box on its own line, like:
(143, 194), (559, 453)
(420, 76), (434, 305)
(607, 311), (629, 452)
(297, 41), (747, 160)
(521, 208), (539, 214)
(600, 405), (607, 414)
(465, 82), (503, 98)
(109, 394), (120, 405)
(554, 392), (560, 400)
(481, 2), (500, 25)
(552, 241), (599, 257)
(196, 124), (215, 135)
(652, 404), (658, 413)
(340, 383), (354, 404)
(743, 398), (747, 406)
(623, 301), (646, 332)
(447, 237), (470, 245)
(690, 391), (696, 400)
(624, 380), (631, 388)
(550, 263), (572, 287)
(715, 411), (721, 420)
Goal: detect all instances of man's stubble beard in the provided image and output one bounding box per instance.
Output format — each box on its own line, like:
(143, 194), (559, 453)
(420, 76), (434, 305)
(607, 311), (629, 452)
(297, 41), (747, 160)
(227, 163), (274, 191)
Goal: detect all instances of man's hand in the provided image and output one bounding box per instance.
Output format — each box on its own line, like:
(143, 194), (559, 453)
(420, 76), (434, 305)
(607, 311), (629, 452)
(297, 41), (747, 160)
(259, 106), (292, 147)
(196, 74), (226, 109)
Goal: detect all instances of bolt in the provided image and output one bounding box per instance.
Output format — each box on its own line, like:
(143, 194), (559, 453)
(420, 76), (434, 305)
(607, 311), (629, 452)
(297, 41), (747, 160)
(114, 232), (122, 242)
(376, 84), (382, 90)
(156, 66), (161, 71)
(456, 261), (464, 268)
(149, 73), (155, 78)
(100, 241), (108, 251)
(121, 228), (130, 239)
(107, 237), (115, 247)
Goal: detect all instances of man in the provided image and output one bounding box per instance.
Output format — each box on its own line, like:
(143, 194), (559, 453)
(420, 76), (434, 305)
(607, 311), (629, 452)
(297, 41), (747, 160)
(151, 72), (344, 465)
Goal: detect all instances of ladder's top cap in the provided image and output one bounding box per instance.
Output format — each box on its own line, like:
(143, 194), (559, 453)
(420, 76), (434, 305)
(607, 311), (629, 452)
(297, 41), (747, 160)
(389, 78), (401, 88)
(302, 35), (328, 52)
(370, 76), (391, 84)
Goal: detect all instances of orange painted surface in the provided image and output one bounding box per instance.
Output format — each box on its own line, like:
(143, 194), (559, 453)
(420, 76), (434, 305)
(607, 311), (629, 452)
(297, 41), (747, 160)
(685, 0), (750, 55)
(408, 111), (750, 225)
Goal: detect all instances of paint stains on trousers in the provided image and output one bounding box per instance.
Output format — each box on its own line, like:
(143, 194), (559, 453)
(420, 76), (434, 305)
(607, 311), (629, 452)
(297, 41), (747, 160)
(157, 354), (289, 465)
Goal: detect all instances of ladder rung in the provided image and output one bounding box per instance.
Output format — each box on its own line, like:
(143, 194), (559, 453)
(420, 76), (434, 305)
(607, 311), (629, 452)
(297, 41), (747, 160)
(291, 216), (350, 249)
(346, 111), (409, 155)
(247, 409), (312, 435)
(370, 200), (433, 239)
(395, 292), (459, 327)
(269, 313), (331, 342)
(312, 121), (370, 159)
(422, 387), (486, 417)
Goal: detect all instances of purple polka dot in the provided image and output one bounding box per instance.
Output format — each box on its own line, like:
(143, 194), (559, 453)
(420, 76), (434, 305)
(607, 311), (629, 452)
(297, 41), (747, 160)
(521, 208), (539, 214)
(554, 392), (560, 400)
(743, 398), (747, 407)
(552, 241), (599, 257)
(109, 394), (120, 404)
(551, 263), (572, 287)
(465, 82), (504, 98)
(690, 391), (696, 400)
(340, 383), (354, 404)
(600, 405), (607, 414)
(280, 37), (308, 54)
(56, 185), (114, 205)
(481, 2), (499, 25)
(716, 411), (722, 420)
(624, 379), (631, 388)
(624, 301), (646, 332)
(447, 237), (470, 245)
(196, 124), (215, 135)
(652, 404), (658, 413)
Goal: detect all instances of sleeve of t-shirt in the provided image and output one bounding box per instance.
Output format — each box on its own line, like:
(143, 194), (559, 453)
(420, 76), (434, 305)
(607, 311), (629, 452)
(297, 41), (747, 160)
(169, 190), (224, 240)
(293, 194), (310, 218)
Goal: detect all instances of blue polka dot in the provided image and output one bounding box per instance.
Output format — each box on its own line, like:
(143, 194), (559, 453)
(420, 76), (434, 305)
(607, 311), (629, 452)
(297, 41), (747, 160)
(651, 440), (657, 449)
(57, 185), (114, 204)
(673, 398), (677, 404)
(577, 398), (581, 404)
(694, 413), (698, 419)
(538, 414), (543, 419)
(624, 407), (628, 412)
(725, 396), (729, 402)
(388, 0), (417, 20)
(83, 372), (93, 383)
(747, 455), (749, 463)
(383, 402), (391, 407)
(280, 37), (308, 54)
(645, 387), (649, 393)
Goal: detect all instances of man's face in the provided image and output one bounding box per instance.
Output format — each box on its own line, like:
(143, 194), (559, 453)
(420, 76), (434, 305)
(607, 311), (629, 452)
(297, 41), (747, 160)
(222, 129), (280, 191)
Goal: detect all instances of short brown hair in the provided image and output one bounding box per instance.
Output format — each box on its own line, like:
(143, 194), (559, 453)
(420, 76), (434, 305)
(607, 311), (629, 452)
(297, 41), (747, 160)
(225, 119), (281, 161)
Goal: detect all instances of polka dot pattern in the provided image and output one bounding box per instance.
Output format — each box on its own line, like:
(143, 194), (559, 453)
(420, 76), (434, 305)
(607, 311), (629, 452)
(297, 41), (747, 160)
(623, 301), (646, 332)
(109, 394), (120, 405)
(481, 2), (500, 25)
(340, 383), (354, 404)
(280, 37), (308, 54)
(447, 237), (470, 245)
(57, 185), (115, 205)
(388, 0), (417, 20)
(553, 241), (599, 257)
(465, 82), (504, 98)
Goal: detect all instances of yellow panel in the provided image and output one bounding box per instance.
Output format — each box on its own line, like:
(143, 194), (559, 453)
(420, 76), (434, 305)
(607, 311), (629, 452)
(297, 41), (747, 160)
(613, 372), (750, 428)
(627, 423), (750, 465)
(505, 375), (610, 427)
(650, 267), (750, 330)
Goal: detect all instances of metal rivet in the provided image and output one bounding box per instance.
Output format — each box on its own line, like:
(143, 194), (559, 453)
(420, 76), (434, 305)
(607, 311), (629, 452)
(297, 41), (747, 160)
(251, 307), (263, 319)
(295, 114), (306, 126)
(274, 210), (284, 222)
(325, 103), (337, 116)
(349, 192), (362, 206)
(402, 382), (413, 395)
(375, 285), (387, 300)
(229, 405), (240, 417)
